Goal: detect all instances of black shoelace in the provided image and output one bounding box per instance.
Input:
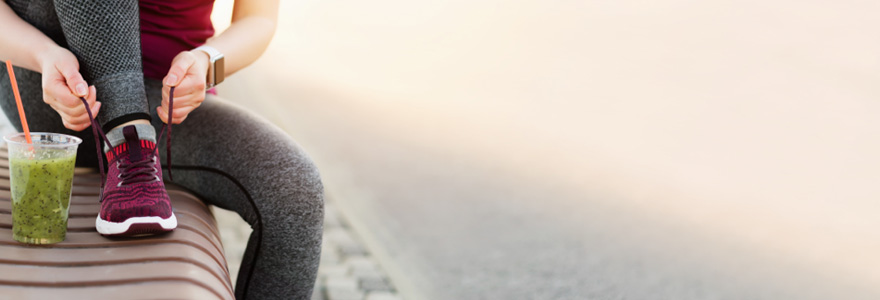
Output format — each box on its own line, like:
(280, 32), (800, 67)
(117, 156), (160, 185)
(80, 87), (174, 201)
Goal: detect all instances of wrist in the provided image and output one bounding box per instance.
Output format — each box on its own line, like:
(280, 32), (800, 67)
(188, 50), (211, 87)
(33, 45), (68, 71)
(190, 50), (211, 72)
(31, 45), (60, 72)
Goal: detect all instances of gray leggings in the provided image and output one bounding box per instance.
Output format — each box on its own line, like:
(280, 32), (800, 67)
(0, 71), (324, 299)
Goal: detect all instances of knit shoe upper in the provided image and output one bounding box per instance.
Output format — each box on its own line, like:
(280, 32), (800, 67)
(95, 125), (176, 236)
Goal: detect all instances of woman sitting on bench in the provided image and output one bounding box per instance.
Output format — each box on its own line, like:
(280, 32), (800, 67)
(0, 0), (324, 299)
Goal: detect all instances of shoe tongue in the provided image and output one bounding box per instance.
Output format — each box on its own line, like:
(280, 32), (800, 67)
(123, 125), (143, 162)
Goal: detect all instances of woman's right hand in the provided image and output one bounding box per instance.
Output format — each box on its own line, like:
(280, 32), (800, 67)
(39, 47), (99, 131)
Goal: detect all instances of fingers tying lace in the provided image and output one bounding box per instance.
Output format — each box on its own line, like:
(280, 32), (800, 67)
(79, 86), (174, 201)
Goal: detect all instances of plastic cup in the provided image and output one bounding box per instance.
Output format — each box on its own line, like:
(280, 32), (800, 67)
(4, 132), (81, 244)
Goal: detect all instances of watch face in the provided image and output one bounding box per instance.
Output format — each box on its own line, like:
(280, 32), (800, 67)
(215, 56), (225, 85)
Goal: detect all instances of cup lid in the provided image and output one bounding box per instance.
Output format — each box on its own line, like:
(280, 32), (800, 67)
(3, 132), (83, 147)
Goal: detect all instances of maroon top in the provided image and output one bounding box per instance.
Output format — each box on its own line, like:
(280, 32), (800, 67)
(139, 0), (215, 80)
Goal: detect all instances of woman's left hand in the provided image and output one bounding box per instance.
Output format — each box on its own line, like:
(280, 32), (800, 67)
(159, 50), (210, 124)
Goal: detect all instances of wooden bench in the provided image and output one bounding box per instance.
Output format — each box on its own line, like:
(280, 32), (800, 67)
(0, 148), (235, 300)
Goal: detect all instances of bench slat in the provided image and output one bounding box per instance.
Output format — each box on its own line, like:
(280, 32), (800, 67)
(0, 243), (229, 282)
(0, 227), (227, 267)
(0, 261), (232, 299)
(2, 281), (223, 300)
(0, 215), (226, 258)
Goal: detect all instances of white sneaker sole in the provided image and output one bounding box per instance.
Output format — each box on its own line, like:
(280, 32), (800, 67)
(96, 213), (178, 236)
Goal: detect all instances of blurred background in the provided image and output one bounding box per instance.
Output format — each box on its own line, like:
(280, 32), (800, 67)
(210, 0), (880, 299)
(141, 0), (880, 299)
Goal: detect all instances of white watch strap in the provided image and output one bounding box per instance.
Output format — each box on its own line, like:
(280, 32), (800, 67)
(194, 45), (222, 61)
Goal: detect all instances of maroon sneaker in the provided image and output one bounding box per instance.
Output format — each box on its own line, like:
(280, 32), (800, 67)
(95, 125), (177, 236)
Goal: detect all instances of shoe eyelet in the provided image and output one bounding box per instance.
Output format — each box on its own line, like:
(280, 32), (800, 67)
(117, 182), (123, 187)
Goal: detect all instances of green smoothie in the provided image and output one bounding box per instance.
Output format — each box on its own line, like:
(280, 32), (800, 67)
(10, 152), (76, 244)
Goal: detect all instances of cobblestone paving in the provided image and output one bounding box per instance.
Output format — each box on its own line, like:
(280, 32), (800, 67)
(215, 200), (403, 300)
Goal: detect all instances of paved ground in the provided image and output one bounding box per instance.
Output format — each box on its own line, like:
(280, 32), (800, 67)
(214, 1), (880, 299)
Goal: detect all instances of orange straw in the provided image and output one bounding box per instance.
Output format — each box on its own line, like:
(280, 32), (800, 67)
(5, 60), (31, 144)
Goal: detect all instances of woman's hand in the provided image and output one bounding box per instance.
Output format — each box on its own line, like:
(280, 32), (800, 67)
(159, 50), (209, 124)
(40, 47), (99, 131)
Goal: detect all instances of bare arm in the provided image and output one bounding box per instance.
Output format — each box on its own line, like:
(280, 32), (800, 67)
(208, 0), (280, 76)
(0, 2), (100, 131)
(0, 3), (55, 71)
(159, 0), (280, 124)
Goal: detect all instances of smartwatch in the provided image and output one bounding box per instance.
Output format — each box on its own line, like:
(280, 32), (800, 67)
(194, 45), (225, 88)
